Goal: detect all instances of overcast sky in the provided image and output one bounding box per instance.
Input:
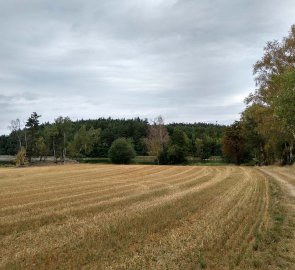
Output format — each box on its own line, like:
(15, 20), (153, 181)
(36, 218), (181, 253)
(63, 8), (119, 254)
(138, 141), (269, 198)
(1, 0), (295, 134)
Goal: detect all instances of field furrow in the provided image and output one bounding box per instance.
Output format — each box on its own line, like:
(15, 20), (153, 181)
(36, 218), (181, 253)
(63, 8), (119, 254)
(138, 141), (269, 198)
(0, 164), (292, 269)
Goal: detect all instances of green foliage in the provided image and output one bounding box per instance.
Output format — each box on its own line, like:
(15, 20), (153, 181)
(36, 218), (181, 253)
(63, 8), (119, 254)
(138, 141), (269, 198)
(158, 127), (187, 164)
(170, 128), (189, 151)
(238, 25), (295, 165)
(69, 125), (101, 157)
(158, 148), (169, 165)
(36, 137), (48, 160)
(202, 136), (219, 160)
(271, 69), (295, 138)
(195, 138), (205, 159)
(15, 147), (27, 167)
(1, 113), (226, 164)
(157, 145), (186, 165)
(25, 112), (41, 161)
(0, 135), (17, 155)
(26, 112), (41, 130)
(78, 117), (148, 157)
(167, 123), (224, 160)
(108, 138), (136, 164)
(167, 145), (186, 164)
(54, 116), (72, 162)
(222, 122), (245, 165)
(241, 104), (267, 165)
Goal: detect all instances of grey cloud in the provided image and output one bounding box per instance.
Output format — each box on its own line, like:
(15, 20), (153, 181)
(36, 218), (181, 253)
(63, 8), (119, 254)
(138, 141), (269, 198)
(0, 0), (295, 134)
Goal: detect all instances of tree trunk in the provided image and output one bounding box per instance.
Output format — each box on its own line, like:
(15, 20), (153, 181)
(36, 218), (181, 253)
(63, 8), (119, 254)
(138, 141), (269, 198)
(289, 142), (293, 164)
(63, 131), (66, 164)
(17, 134), (22, 151)
(24, 129), (28, 151)
(53, 139), (57, 163)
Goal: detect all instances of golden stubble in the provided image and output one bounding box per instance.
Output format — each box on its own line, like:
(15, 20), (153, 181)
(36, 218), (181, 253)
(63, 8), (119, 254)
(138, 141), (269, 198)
(0, 164), (292, 269)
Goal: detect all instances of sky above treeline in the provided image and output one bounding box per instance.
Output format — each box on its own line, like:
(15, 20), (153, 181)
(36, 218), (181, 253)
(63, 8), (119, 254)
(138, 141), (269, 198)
(1, 0), (295, 135)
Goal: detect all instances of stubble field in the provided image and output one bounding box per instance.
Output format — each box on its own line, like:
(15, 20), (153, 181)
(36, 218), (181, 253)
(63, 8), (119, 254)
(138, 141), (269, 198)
(0, 164), (294, 269)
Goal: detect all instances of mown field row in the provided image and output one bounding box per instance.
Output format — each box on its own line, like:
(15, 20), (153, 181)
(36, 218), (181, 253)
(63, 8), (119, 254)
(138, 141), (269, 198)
(0, 164), (294, 269)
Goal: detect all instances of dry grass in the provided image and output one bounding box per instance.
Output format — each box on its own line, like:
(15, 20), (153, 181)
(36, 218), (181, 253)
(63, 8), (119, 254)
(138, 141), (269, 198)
(0, 164), (294, 269)
(259, 166), (295, 268)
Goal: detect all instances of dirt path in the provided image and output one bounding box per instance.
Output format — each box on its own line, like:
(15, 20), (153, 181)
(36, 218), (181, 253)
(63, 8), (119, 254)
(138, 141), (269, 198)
(259, 166), (295, 267)
(259, 167), (295, 197)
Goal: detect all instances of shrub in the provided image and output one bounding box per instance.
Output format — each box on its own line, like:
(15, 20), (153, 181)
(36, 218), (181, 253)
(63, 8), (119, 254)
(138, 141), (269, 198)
(158, 148), (169, 165)
(158, 145), (186, 165)
(167, 145), (186, 164)
(15, 147), (27, 167)
(108, 138), (136, 164)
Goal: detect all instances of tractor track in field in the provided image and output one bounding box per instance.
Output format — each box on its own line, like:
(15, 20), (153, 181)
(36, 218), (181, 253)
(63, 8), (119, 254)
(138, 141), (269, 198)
(259, 167), (295, 197)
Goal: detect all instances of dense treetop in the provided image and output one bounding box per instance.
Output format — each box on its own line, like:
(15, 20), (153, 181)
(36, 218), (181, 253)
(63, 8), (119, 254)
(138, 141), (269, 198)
(224, 25), (295, 165)
(1, 116), (225, 164)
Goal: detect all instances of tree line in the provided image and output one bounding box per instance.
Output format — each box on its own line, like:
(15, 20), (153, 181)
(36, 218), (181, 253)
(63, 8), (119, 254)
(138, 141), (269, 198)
(0, 114), (224, 165)
(222, 25), (295, 165)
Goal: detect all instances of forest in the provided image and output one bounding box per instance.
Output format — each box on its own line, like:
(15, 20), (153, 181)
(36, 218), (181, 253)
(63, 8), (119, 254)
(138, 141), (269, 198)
(0, 115), (225, 165)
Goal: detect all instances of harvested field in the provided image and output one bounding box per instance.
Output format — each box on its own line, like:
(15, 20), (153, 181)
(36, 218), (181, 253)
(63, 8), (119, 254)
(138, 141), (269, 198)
(259, 166), (295, 197)
(0, 164), (294, 269)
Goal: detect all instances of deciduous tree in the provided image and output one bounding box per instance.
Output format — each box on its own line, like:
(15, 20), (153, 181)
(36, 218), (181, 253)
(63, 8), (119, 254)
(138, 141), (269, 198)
(8, 118), (22, 151)
(222, 122), (245, 165)
(145, 116), (169, 164)
(69, 125), (101, 157)
(54, 116), (72, 163)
